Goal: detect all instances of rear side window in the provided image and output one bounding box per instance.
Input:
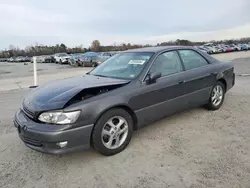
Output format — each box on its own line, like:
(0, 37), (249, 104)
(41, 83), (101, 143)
(178, 50), (208, 70)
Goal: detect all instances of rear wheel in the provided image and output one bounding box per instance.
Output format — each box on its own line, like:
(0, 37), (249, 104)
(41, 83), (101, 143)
(206, 81), (225, 110)
(92, 108), (134, 156)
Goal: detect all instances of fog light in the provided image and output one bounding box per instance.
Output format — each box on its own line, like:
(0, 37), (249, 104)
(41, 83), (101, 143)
(56, 141), (68, 148)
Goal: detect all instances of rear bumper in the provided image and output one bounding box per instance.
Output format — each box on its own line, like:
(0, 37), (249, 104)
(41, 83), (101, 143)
(233, 73), (235, 86)
(14, 110), (94, 155)
(226, 72), (235, 92)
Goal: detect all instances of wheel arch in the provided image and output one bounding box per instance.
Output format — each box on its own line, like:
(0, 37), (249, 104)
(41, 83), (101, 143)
(216, 71), (227, 91)
(93, 104), (138, 130)
(217, 78), (227, 91)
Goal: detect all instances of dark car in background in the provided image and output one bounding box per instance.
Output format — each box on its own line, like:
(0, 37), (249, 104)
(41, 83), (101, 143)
(14, 46), (235, 156)
(0, 58), (8, 62)
(81, 55), (100, 67)
(43, 55), (53, 63)
(69, 52), (100, 67)
(69, 53), (85, 66)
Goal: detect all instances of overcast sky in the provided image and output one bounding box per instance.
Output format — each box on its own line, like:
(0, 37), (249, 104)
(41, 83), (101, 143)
(0, 0), (250, 49)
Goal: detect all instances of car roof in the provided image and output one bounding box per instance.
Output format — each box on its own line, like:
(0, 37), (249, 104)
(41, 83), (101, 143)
(124, 46), (196, 53)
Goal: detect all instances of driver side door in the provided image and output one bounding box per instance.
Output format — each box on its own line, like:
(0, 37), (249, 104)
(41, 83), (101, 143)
(130, 50), (187, 126)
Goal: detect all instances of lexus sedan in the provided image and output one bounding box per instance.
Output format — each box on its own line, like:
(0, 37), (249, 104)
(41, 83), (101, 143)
(14, 46), (235, 156)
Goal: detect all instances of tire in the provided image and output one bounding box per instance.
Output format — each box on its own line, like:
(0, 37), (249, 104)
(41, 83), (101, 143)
(92, 108), (134, 156)
(92, 62), (98, 67)
(206, 81), (225, 110)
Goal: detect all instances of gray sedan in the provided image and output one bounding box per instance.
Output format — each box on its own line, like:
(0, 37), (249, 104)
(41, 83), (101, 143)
(14, 46), (235, 156)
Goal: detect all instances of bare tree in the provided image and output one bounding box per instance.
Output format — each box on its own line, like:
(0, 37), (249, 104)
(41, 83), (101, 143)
(1, 37), (250, 58)
(90, 40), (101, 52)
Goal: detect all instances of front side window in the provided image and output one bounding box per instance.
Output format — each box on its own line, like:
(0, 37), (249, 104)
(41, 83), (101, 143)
(89, 52), (154, 80)
(178, 50), (208, 70)
(150, 51), (183, 77)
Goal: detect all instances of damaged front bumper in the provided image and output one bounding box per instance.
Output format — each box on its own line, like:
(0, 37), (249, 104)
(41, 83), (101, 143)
(14, 109), (94, 155)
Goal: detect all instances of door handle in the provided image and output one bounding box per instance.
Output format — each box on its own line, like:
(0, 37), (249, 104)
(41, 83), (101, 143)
(178, 80), (185, 84)
(210, 72), (218, 76)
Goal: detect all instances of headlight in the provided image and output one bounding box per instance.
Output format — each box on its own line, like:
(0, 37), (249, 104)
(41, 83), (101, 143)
(38, 110), (81, 124)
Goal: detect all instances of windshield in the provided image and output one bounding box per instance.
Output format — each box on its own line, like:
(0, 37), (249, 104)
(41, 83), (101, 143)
(89, 52), (154, 80)
(60, 54), (68, 57)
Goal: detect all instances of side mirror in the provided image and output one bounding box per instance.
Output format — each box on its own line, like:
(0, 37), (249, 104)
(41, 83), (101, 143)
(146, 72), (161, 84)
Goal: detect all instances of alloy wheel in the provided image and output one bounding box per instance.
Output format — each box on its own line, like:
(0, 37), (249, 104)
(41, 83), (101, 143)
(101, 116), (129, 149)
(211, 85), (223, 106)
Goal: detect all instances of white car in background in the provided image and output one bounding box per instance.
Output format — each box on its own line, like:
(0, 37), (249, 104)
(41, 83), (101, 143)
(99, 52), (112, 60)
(54, 53), (71, 64)
(31, 56), (45, 63)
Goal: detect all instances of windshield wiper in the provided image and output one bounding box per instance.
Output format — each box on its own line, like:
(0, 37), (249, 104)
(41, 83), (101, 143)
(92, 74), (110, 78)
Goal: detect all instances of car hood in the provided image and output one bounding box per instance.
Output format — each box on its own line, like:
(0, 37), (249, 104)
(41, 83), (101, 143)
(23, 75), (129, 111)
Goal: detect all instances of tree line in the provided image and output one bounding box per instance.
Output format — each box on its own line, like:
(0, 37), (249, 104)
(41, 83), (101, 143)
(0, 37), (249, 58)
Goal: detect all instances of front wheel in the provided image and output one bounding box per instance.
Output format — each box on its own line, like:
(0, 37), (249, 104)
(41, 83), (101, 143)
(206, 82), (225, 110)
(92, 108), (134, 156)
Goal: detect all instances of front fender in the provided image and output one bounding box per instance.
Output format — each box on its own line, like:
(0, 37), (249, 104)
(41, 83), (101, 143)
(66, 95), (131, 127)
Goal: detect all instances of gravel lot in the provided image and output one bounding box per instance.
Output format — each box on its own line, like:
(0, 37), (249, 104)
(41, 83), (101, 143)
(0, 53), (250, 188)
(0, 62), (73, 79)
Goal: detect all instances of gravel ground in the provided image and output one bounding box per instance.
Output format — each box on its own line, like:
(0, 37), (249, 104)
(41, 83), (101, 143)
(0, 62), (75, 79)
(0, 56), (250, 188)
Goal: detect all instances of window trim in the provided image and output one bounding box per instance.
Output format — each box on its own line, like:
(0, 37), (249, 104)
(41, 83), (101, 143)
(141, 48), (213, 82)
(177, 49), (210, 71)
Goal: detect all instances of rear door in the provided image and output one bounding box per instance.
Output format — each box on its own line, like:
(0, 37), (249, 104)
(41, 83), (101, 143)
(177, 49), (217, 108)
